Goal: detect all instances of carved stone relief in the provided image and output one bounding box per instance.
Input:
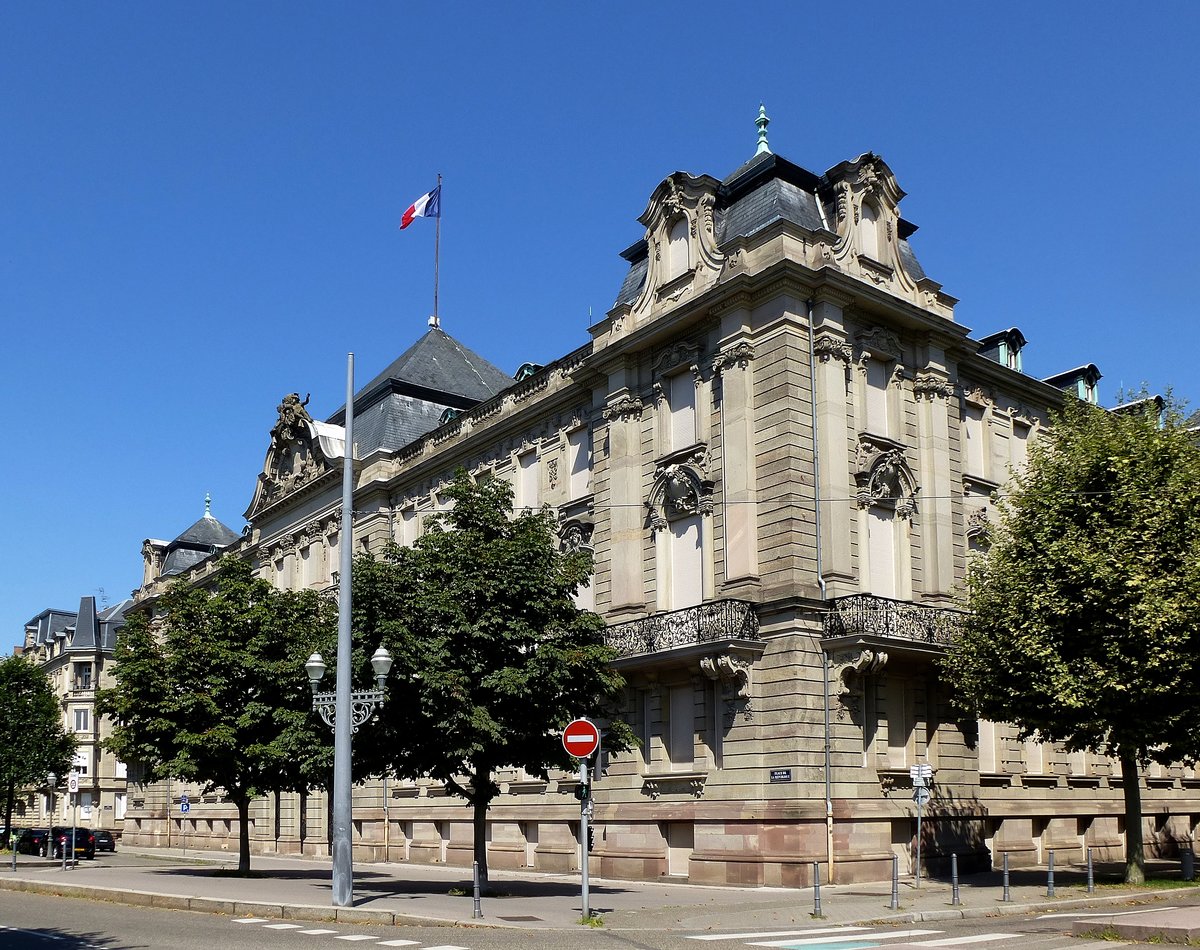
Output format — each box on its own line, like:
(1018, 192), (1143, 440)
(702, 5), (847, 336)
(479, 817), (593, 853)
(646, 451), (714, 531)
(855, 436), (919, 518)
(602, 394), (644, 422)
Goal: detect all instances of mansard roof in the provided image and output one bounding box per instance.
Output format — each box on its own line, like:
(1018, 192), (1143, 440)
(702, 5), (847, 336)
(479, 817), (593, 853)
(613, 148), (930, 309)
(23, 608), (75, 648)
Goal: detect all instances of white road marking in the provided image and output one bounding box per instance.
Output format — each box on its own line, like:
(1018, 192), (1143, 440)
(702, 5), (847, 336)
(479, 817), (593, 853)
(376, 942), (421, 947)
(751, 931), (943, 948)
(911, 935), (1025, 947)
(690, 928), (873, 941)
(297, 929), (339, 935)
(233, 917), (270, 923)
(334, 937), (379, 942)
(263, 923), (303, 929)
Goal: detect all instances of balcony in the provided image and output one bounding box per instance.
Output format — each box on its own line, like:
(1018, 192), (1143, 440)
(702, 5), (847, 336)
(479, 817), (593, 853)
(822, 594), (964, 648)
(605, 599), (761, 664)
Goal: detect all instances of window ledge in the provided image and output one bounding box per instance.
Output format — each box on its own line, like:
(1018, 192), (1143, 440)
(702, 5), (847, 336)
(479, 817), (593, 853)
(1146, 777), (1177, 788)
(980, 771), (1013, 787)
(1066, 775), (1103, 787)
(642, 770), (707, 800)
(1021, 773), (1060, 787)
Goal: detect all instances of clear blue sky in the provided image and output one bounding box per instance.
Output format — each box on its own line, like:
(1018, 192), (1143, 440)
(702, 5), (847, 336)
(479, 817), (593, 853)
(3, 3), (1197, 650)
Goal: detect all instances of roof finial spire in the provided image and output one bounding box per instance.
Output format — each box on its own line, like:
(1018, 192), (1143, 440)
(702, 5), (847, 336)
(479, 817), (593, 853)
(204, 492), (212, 518)
(755, 102), (771, 156)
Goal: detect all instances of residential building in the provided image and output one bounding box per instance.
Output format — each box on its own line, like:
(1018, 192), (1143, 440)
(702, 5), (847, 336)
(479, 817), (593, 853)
(18, 597), (131, 832)
(118, 116), (1198, 884)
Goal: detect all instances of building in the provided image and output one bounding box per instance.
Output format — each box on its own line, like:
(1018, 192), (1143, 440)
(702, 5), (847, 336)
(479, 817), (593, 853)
(119, 116), (1199, 884)
(19, 596), (131, 832)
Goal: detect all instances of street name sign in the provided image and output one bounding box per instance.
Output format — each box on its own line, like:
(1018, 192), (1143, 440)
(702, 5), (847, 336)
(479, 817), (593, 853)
(562, 718), (601, 758)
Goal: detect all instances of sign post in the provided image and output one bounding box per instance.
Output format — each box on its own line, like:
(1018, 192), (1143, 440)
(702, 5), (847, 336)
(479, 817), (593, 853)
(68, 772), (79, 869)
(563, 718), (600, 920)
(910, 763), (933, 886)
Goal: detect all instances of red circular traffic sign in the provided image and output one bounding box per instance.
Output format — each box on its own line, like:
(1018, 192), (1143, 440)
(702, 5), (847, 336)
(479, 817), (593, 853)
(562, 718), (600, 758)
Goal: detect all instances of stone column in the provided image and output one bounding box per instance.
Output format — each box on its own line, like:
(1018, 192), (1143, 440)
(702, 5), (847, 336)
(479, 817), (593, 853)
(603, 388), (646, 613)
(913, 363), (956, 597)
(810, 297), (855, 592)
(714, 339), (759, 591)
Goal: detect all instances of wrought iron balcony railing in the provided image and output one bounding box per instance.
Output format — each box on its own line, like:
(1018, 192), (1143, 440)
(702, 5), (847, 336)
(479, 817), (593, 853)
(822, 594), (964, 646)
(605, 599), (760, 658)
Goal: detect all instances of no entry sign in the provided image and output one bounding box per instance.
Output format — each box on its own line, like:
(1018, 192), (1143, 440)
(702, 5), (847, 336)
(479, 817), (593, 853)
(562, 718), (600, 758)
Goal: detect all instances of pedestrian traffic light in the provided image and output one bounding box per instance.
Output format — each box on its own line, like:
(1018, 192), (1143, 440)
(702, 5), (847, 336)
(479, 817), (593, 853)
(574, 783), (590, 801)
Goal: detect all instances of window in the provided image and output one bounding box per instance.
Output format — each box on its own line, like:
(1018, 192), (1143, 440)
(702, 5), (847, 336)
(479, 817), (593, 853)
(859, 202), (880, 261)
(567, 428), (592, 499)
(518, 450), (539, 510)
(73, 662), (92, 690)
(866, 507), (898, 599)
(865, 358), (890, 437)
(72, 749), (89, 776)
(667, 217), (689, 279)
(977, 719), (999, 774)
(668, 515), (703, 609)
(667, 684), (695, 769)
(73, 708), (90, 733)
(115, 793), (127, 821)
(1010, 419), (1031, 471)
(398, 507), (417, 546)
(963, 404), (985, 475)
(114, 758), (128, 780)
(79, 792), (93, 819)
(668, 371), (697, 450)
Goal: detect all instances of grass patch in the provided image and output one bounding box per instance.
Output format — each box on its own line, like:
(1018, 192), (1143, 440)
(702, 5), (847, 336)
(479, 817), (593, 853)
(447, 887), (468, 896)
(1097, 878), (1200, 890)
(578, 913), (604, 927)
(1076, 927), (1124, 941)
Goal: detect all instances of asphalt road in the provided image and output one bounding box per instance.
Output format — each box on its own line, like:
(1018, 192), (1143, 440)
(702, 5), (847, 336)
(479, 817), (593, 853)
(4, 884), (1183, 950)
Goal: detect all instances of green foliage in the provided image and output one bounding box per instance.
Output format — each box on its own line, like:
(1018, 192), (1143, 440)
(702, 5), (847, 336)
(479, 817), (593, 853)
(97, 556), (338, 872)
(0, 656), (76, 837)
(353, 470), (633, 881)
(946, 394), (1200, 881)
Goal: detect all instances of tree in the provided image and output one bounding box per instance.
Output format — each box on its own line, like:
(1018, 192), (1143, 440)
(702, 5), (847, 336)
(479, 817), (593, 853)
(97, 556), (339, 874)
(0, 657), (76, 847)
(946, 395), (1200, 882)
(353, 470), (633, 888)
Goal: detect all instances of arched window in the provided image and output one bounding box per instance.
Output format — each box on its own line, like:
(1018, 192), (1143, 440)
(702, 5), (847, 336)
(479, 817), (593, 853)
(668, 217), (689, 279)
(859, 202), (880, 261)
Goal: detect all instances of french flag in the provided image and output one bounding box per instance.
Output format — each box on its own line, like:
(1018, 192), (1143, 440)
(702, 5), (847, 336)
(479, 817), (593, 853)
(401, 185), (441, 229)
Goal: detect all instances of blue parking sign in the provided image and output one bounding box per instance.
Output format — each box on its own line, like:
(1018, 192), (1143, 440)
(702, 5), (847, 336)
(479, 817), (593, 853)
(180, 794), (190, 814)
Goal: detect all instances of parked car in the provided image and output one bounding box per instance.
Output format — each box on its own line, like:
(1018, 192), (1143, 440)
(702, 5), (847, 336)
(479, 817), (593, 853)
(93, 830), (116, 852)
(50, 826), (95, 860)
(13, 828), (49, 856)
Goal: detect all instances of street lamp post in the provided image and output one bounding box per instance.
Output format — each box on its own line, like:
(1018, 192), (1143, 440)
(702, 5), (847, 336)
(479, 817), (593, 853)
(305, 644), (392, 907)
(302, 351), (397, 909)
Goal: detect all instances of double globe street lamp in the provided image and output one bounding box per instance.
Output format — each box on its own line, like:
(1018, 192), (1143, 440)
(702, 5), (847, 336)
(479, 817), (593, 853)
(305, 646), (394, 732)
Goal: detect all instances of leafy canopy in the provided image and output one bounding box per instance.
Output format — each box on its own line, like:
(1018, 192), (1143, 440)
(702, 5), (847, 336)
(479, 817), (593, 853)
(0, 656), (76, 836)
(97, 556), (339, 872)
(949, 395), (1200, 764)
(353, 470), (632, 881)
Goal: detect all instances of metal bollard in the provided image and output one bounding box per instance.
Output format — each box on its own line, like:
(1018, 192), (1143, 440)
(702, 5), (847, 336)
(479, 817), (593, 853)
(1183, 846), (1195, 883)
(1047, 849), (1055, 897)
(1087, 847), (1095, 892)
(1002, 852), (1011, 902)
(951, 852), (960, 905)
(890, 853), (900, 909)
(812, 861), (823, 917)
(472, 860), (482, 919)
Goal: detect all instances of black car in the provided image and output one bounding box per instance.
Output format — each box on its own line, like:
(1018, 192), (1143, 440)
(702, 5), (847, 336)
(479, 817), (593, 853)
(93, 830), (116, 852)
(13, 828), (49, 856)
(49, 826), (95, 860)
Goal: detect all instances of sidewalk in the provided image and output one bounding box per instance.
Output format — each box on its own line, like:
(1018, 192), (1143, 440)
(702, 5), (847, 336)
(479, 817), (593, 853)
(1, 846), (1196, 935)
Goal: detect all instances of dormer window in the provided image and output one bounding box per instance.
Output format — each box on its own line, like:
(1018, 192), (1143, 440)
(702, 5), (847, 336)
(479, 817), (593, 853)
(859, 202), (881, 261)
(667, 217), (690, 280)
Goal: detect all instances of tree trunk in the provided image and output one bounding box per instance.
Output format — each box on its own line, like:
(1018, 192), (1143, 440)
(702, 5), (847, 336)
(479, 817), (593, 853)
(4, 779), (14, 849)
(1120, 754), (1145, 884)
(473, 792), (490, 893)
(236, 794), (252, 875)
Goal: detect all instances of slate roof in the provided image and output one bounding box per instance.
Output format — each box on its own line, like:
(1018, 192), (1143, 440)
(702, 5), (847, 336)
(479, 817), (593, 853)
(613, 148), (931, 307)
(327, 327), (514, 456)
(71, 597), (99, 651)
(160, 510), (241, 577)
(23, 609), (76, 649)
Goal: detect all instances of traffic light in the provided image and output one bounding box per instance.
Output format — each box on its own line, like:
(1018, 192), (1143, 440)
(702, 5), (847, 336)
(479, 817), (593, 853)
(574, 783), (590, 801)
(587, 827), (595, 852)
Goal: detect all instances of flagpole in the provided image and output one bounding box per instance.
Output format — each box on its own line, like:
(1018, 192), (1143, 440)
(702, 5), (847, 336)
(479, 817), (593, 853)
(433, 172), (441, 328)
